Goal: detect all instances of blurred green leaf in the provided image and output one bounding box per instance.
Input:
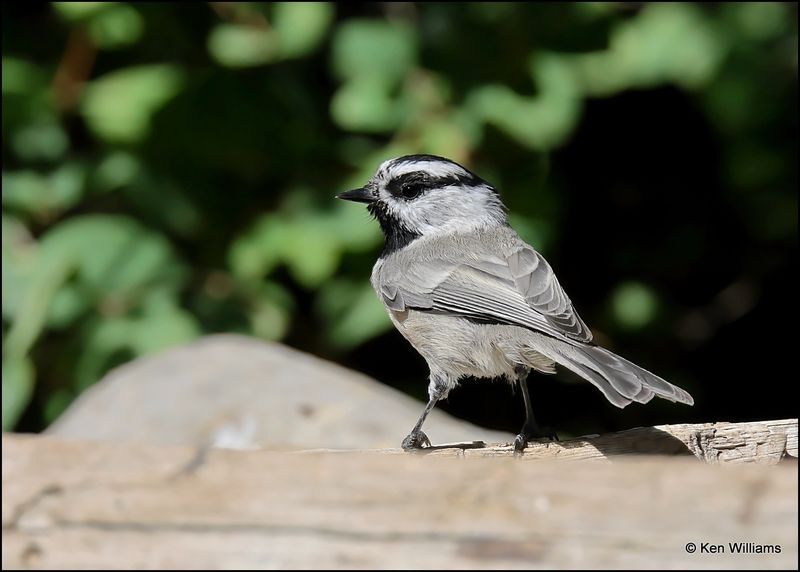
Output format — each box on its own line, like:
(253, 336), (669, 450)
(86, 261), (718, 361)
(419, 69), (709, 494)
(73, 317), (135, 390)
(81, 65), (185, 143)
(282, 220), (342, 288)
(74, 293), (199, 390)
(208, 3), (333, 67)
(250, 282), (293, 341)
(10, 122), (69, 161)
(331, 76), (405, 132)
(468, 2), (517, 21)
(5, 214), (186, 331)
(611, 282), (659, 331)
(730, 2), (790, 40)
(208, 24), (279, 67)
(120, 171), (203, 237)
(329, 19), (417, 131)
(417, 116), (472, 162)
(52, 2), (113, 21)
(703, 72), (761, 133)
(2, 58), (57, 139)
(572, 2), (726, 96)
(4, 254), (72, 359)
(323, 202), (382, 252)
(2, 163), (86, 219)
(1, 215), (37, 322)
(1, 58), (48, 95)
(332, 19), (416, 82)
(71, 286), (199, 390)
(2, 356), (35, 430)
(230, 196), (381, 289)
(316, 279), (391, 349)
(44, 389), (75, 426)
(93, 152), (142, 192)
(273, 2), (335, 58)
(48, 286), (91, 329)
(38, 214), (185, 300)
(134, 288), (200, 353)
(87, 3), (144, 49)
(230, 214), (342, 289)
(468, 54), (582, 150)
(229, 216), (286, 282)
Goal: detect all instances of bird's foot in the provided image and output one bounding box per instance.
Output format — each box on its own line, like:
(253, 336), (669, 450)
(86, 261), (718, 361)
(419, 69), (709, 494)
(401, 430), (431, 451)
(513, 424), (559, 456)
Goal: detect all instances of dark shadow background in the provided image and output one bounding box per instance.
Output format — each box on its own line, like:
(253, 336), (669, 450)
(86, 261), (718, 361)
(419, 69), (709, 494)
(3, 2), (797, 437)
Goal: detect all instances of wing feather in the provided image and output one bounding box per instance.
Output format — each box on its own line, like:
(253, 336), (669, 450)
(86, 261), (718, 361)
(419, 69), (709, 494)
(377, 239), (592, 344)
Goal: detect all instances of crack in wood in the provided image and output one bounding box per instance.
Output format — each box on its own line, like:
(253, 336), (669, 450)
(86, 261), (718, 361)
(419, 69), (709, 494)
(4, 485), (64, 532)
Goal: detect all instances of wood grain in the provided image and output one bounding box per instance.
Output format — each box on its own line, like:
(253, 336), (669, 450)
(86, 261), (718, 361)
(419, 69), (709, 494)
(3, 425), (797, 570)
(395, 418), (797, 464)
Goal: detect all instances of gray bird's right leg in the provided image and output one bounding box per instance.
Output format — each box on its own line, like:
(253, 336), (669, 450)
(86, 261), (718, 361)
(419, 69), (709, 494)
(401, 374), (449, 451)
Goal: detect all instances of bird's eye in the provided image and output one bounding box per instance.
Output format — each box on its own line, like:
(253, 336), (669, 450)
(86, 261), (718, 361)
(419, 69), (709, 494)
(400, 182), (424, 200)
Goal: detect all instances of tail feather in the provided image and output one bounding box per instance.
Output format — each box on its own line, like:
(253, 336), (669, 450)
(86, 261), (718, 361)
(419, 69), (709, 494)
(550, 351), (634, 408)
(590, 346), (694, 405)
(549, 343), (694, 408)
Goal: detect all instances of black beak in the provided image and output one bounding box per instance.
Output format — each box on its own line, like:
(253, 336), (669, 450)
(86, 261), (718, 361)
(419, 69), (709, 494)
(335, 187), (376, 204)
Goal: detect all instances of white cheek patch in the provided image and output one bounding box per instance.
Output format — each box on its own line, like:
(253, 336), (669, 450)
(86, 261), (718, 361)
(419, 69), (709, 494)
(384, 185), (505, 236)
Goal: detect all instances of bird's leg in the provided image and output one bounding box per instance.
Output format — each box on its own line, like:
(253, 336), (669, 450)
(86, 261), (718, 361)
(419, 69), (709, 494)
(514, 365), (558, 455)
(402, 375), (448, 451)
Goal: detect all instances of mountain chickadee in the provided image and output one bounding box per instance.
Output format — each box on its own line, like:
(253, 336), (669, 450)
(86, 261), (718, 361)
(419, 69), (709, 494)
(336, 154), (694, 453)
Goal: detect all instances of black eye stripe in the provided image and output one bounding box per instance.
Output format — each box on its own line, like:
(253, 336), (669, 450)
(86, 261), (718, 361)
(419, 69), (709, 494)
(386, 172), (483, 200)
(386, 172), (426, 195)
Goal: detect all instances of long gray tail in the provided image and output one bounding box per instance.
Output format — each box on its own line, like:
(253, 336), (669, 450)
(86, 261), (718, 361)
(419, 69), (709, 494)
(551, 342), (694, 409)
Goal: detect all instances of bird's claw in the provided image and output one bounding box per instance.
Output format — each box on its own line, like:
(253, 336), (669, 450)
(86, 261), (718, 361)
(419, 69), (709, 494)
(513, 426), (559, 456)
(513, 434), (528, 456)
(401, 430), (431, 451)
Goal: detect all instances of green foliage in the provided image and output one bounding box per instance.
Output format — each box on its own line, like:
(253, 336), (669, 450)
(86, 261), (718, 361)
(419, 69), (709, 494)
(208, 2), (334, 67)
(81, 65), (185, 143)
(316, 278), (389, 350)
(2, 355), (34, 430)
(2, 2), (796, 430)
(2, 165), (85, 218)
(51, 2), (112, 21)
(610, 282), (660, 331)
(2, 212), (197, 428)
(331, 19), (418, 131)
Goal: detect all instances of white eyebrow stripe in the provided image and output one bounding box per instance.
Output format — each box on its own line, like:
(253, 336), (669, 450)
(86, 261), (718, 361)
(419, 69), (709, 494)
(389, 160), (466, 179)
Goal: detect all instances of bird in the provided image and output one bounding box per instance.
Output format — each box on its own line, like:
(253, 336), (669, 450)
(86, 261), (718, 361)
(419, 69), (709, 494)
(336, 154), (694, 453)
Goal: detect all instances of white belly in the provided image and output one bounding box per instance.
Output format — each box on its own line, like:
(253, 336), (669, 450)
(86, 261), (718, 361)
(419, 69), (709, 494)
(388, 308), (554, 382)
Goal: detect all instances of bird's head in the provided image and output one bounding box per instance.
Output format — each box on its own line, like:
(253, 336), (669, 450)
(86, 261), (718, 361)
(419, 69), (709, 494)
(336, 155), (506, 252)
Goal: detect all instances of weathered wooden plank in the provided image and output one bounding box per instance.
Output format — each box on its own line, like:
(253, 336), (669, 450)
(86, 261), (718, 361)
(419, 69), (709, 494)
(438, 418), (798, 463)
(2, 432), (797, 570)
(301, 419), (798, 465)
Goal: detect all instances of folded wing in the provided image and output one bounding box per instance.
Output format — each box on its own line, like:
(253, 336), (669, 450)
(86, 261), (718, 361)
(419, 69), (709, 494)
(379, 242), (592, 344)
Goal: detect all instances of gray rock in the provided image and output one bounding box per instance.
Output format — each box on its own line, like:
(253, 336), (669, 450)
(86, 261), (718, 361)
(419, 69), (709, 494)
(48, 334), (511, 449)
